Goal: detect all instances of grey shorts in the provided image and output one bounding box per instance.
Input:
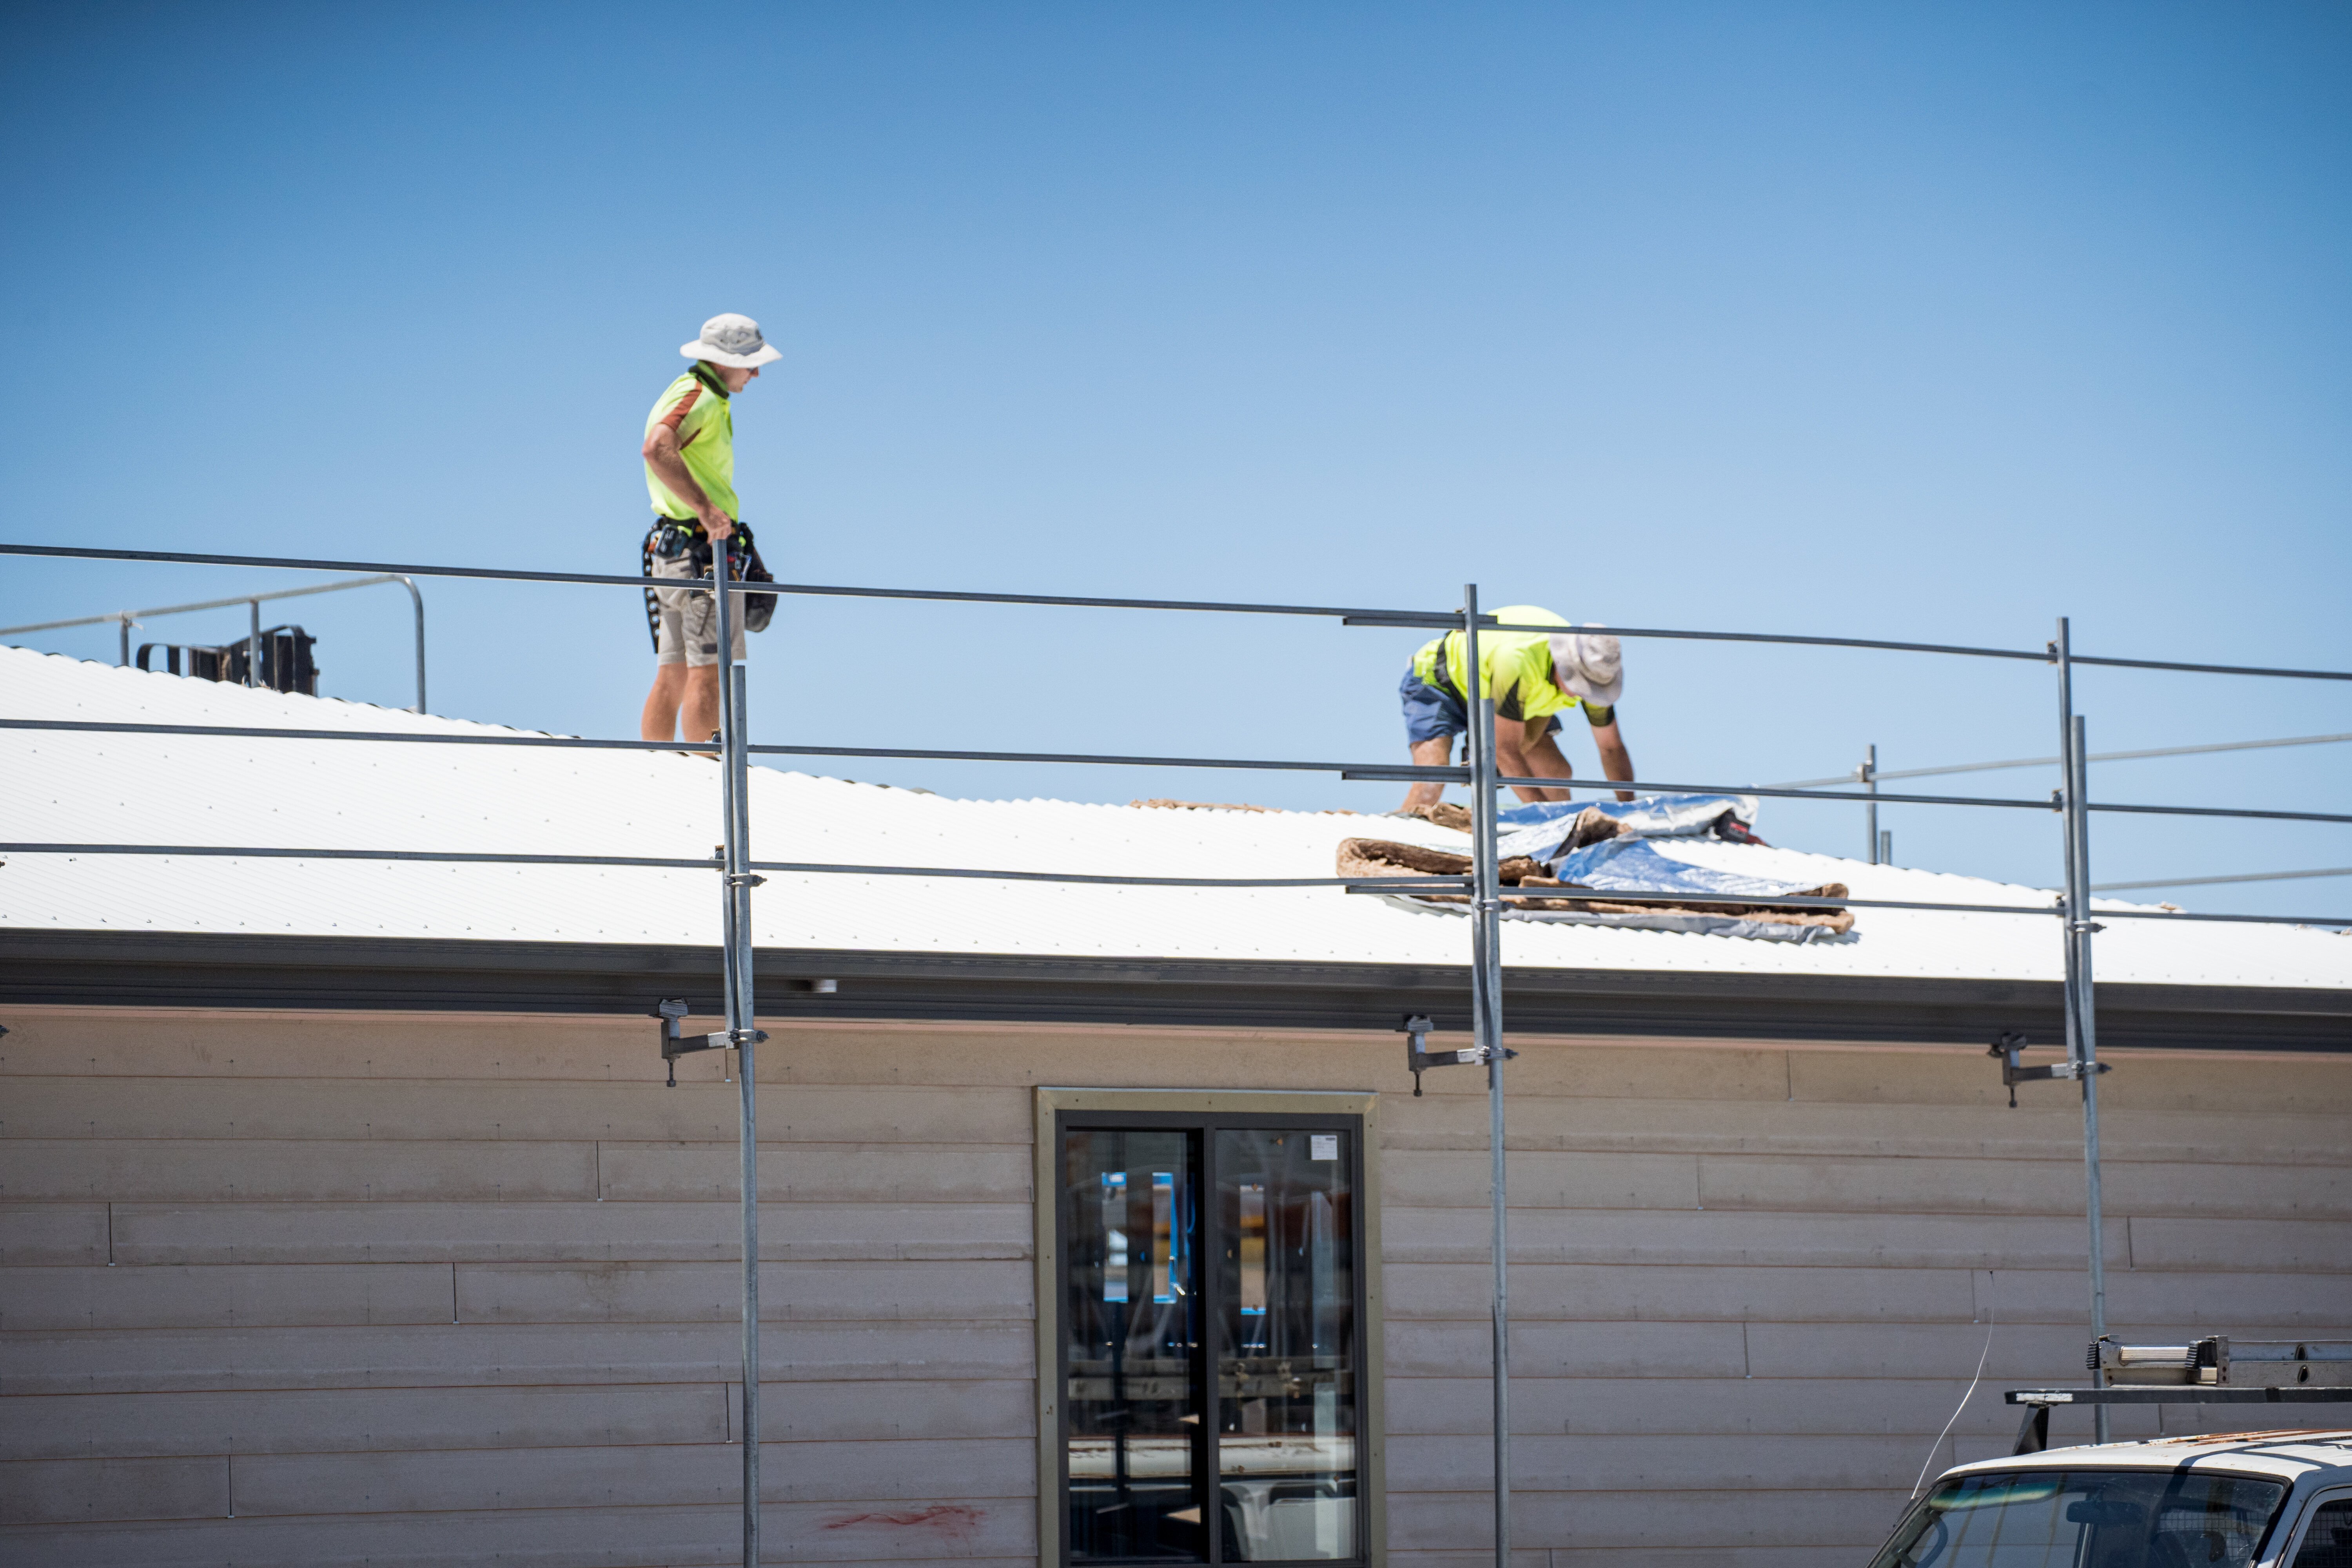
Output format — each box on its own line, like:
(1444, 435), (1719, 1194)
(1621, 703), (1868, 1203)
(652, 551), (746, 668)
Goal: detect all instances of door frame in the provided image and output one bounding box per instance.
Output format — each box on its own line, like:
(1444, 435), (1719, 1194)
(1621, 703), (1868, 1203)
(1033, 1086), (1387, 1568)
(2271, 1484), (2352, 1566)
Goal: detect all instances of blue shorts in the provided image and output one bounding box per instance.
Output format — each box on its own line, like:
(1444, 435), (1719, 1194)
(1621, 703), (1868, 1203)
(1400, 669), (1561, 746)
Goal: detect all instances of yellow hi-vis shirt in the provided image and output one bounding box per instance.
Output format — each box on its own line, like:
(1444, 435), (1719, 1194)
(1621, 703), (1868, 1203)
(644, 364), (739, 521)
(1409, 605), (1582, 723)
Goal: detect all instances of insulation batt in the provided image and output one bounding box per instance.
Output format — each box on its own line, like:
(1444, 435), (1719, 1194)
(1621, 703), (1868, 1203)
(1339, 793), (1855, 942)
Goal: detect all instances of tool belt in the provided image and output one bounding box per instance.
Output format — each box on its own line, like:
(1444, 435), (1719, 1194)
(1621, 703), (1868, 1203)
(642, 519), (777, 650)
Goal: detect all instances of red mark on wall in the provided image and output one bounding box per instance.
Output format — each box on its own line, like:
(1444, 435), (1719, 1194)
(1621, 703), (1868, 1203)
(822, 1504), (984, 1546)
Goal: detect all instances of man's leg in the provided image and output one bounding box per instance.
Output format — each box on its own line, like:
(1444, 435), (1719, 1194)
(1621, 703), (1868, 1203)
(645, 555), (699, 742)
(1397, 668), (1467, 812)
(1495, 722), (1575, 803)
(641, 664), (688, 742)
(679, 664), (723, 746)
(649, 560), (738, 752)
(1399, 737), (1457, 812)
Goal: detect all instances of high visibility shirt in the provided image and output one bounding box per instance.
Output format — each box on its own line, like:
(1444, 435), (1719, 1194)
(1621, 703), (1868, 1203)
(1409, 604), (1585, 723)
(644, 363), (739, 521)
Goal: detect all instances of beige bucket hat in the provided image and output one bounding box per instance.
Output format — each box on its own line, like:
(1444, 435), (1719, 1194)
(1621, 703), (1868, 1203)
(681, 312), (783, 369)
(1549, 627), (1624, 707)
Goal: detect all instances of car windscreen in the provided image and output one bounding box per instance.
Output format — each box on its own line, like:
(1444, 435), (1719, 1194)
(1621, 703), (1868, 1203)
(1867, 1468), (2289, 1568)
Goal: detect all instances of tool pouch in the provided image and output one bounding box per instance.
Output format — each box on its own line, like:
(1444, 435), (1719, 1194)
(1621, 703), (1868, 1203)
(640, 526), (668, 652)
(641, 521), (775, 646)
(735, 525), (777, 633)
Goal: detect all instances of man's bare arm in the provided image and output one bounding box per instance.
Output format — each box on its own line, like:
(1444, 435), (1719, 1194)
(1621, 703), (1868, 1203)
(1590, 717), (1635, 802)
(641, 426), (735, 541)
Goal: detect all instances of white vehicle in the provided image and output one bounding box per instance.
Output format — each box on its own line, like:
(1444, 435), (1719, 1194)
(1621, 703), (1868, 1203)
(1872, 1339), (2352, 1566)
(1869, 1430), (2352, 1567)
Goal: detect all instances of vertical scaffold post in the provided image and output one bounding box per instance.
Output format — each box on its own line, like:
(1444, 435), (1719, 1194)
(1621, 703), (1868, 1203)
(1862, 744), (1879, 864)
(2069, 710), (2109, 1441)
(1463, 585), (1511, 1568)
(2052, 618), (2110, 1442)
(713, 545), (762, 1563)
(247, 598), (261, 688)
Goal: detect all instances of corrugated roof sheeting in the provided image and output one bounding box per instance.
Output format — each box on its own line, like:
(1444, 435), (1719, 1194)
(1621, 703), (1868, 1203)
(3, 646), (2346, 990)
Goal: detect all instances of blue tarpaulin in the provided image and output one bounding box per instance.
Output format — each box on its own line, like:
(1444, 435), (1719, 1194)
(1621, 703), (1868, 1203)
(1495, 792), (1759, 863)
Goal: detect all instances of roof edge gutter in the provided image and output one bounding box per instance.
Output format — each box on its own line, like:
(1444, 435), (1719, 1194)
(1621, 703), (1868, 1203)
(3, 929), (2345, 1052)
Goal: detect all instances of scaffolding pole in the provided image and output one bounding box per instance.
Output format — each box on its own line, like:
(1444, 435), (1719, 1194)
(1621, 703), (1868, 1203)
(1860, 743), (1879, 863)
(712, 552), (764, 1565)
(1463, 585), (1512, 1568)
(2053, 619), (2111, 1443)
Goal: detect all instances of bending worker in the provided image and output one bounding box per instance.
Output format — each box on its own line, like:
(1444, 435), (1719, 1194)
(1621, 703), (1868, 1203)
(639, 312), (780, 744)
(1397, 604), (1635, 812)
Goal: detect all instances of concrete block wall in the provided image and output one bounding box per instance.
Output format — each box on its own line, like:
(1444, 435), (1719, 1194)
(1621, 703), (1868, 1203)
(1, 1005), (2347, 1566)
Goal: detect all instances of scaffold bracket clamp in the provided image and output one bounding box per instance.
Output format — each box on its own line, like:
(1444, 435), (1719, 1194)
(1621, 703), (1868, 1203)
(1987, 1031), (2111, 1107)
(653, 1001), (767, 1085)
(1400, 1013), (1515, 1096)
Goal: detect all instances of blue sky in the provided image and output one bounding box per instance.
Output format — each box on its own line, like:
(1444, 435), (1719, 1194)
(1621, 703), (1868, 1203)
(3, 2), (2346, 912)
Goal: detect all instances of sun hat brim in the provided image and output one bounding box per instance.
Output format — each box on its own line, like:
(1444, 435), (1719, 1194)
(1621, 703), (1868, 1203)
(681, 339), (783, 369)
(1549, 630), (1624, 708)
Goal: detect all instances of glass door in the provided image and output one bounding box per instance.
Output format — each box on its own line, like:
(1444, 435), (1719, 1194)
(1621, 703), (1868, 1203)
(1214, 1127), (1357, 1563)
(1060, 1113), (1364, 1567)
(1065, 1128), (1206, 1560)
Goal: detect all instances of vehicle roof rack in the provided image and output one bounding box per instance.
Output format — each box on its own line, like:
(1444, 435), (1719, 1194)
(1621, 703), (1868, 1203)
(2005, 1338), (2352, 1453)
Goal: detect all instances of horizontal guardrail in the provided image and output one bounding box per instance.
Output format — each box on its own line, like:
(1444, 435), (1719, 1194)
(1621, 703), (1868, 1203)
(4, 841), (2345, 925)
(5, 541), (2342, 930)
(10, 719), (2344, 824)
(10, 541), (2348, 680)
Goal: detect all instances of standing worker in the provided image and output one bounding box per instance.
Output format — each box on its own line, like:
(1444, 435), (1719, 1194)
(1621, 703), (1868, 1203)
(1396, 604), (1636, 812)
(639, 313), (781, 744)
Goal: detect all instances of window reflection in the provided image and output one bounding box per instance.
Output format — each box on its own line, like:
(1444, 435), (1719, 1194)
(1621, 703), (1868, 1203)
(1066, 1131), (1204, 1561)
(1869, 1469), (2290, 1568)
(1216, 1129), (1356, 1562)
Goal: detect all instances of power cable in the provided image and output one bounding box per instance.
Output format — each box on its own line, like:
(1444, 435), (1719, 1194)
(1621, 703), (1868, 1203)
(1913, 1271), (1996, 1502)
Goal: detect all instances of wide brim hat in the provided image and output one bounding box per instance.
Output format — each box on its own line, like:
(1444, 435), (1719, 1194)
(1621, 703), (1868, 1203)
(1548, 627), (1624, 708)
(681, 312), (783, 369)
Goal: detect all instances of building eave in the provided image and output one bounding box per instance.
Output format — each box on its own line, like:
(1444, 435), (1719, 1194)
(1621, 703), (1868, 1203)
(4, 928), (2347, 1051)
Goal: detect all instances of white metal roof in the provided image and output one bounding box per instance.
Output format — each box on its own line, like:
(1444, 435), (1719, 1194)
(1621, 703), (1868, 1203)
(4, 646), (2348, 990)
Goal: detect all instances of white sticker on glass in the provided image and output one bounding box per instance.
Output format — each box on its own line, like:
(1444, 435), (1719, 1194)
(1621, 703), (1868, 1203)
(1310, 1134), (1339, 1161)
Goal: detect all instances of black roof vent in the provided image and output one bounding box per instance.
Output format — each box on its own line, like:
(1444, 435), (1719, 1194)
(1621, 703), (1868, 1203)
(138, 625), (318, 695)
